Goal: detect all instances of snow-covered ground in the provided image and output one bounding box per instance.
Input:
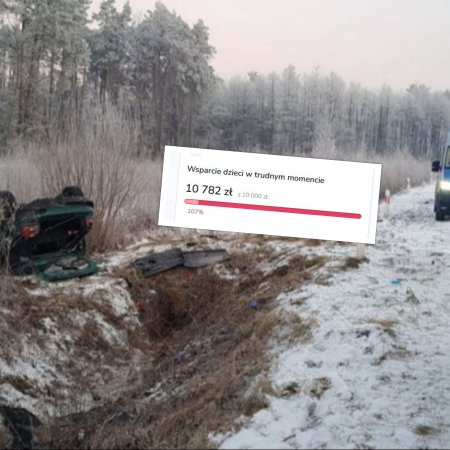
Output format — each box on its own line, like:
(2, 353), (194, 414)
(218, 183), (450, 449)
(3, 182), (449, 449)
(0, 274), (142, 417)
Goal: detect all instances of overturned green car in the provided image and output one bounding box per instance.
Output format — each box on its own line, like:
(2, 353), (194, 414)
(0, 187), (98, 282)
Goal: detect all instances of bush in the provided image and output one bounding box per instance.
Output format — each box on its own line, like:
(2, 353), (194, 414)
(313, 139), (431, 195)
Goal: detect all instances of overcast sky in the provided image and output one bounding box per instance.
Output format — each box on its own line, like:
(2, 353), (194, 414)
(91, 0), (450, 91)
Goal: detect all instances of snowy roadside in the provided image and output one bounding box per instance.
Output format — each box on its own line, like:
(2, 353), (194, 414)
(3, 182), (449, 448)
(217, 183), (450, 449)
(0, 221), (337, 422)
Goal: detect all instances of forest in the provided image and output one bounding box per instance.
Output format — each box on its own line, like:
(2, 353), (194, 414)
(0, 0), (447, 250)
(1, 0), (450, 159)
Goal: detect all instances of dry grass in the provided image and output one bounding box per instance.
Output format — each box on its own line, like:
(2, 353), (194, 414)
(300, 238), (324, 247)
(0, 107), (163, 254)
(364, 318), (398, 339)
(313, 145), (431, 195)
(277, 376), (331, 400)
(414, 425), (441, 436)
(1, 237), (329, 449)
(0, 375), (43, 397)
(0, 136), (432, 257)
(0, 272), (30, 360)
(340, 256), (367, 270)
(290, 314), (318, 343)
(374, 348), (415, 366)
(37, 266), (278, 448)
(264, 255), (327, 298)
(75, 320), (117, 356)
(307, 377), (332, 399)
(365, 318), (398, 328)
(0, 272), (151, 415)
(228, 249), (327, 297)
(35, 247), (324, 449)
(0, 147), (44, 202)
(38, 104), (161, 252)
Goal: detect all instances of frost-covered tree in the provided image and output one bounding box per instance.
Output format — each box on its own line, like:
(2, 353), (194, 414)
(1, 0), (450, 163)
(89, 0), (131, 105)
(209, 68), (450, 160)
(128, 2), (215, 156)
(0, 0), (90, 142)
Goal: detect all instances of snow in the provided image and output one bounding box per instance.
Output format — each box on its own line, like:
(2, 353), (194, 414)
(0, 341), (70, 416)
(1, 263), (142, 417)
(26, 274), (140, 324)
(3, 182), (449, 447)
(218, 183), (450, 449)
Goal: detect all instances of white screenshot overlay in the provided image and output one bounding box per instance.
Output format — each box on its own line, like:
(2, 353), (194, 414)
(159, 146), (382, 244)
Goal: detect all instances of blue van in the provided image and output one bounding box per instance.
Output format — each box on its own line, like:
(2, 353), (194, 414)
(432, 132), (450, 220)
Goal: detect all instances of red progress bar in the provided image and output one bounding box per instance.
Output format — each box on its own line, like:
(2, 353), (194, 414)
(185, 199), (361, 219)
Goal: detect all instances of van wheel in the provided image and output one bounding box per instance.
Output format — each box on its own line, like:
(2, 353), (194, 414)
(61, 186), (84, 198)
(436, 211), (445, 221)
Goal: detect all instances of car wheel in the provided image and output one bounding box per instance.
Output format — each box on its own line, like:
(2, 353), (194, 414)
(60, 186), (84, 197)
(436, 211), (445, 221)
